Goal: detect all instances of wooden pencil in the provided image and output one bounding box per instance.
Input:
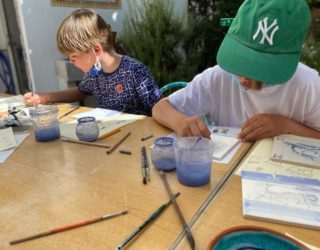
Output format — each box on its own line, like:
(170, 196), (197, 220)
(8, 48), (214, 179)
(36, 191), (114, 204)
(106, 132), (131, 155)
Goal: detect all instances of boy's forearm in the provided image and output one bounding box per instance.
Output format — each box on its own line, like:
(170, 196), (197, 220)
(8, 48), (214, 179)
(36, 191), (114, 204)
(152, 98), (187, 131)
(40, 87), (85, 104)
(287, 119), (320, 139)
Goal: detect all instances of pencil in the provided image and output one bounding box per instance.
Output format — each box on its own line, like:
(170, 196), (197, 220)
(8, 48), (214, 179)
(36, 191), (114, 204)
(106, 132), (131, 155)
(116, 193), (180, 250)
(98, 128), (121, 140)
(59, 106), (80, 119)
(9, 210), (128, 245)
(61, 137), (110, 148)
(160, 171), (195, 250)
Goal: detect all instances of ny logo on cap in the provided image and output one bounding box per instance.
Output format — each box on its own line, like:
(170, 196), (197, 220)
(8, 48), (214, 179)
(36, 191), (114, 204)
(253, 17), (279, 45)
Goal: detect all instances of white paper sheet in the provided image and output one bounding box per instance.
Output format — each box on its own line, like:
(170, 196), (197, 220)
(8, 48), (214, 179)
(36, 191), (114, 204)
(0, 132), (29, 163)
(0, 127), (17, 151)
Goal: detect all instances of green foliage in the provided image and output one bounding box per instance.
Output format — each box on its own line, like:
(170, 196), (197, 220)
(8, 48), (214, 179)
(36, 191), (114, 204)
(119, 0), (188, 86)
(302, 42), (320, 71)
(185, 0), (243, 73)
(301, 6), (320, 72)
(306, 0), (320, 7)
(119, 0), (243, 85)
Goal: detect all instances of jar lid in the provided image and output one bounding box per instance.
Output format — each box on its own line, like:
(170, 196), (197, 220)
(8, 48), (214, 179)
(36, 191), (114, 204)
(154, 137), (174, 147)
(29, 104), (58, 116)
(77, 116), (96, 123)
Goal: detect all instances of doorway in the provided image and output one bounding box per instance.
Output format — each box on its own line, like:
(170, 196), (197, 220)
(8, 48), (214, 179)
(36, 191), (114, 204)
(0, 0), (28, 94)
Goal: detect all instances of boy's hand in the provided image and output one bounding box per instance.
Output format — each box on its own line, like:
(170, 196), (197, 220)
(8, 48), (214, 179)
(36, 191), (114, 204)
(239, 114), (290, 142)
(176, 115), (211, 139)
(23, 92), (43, 106)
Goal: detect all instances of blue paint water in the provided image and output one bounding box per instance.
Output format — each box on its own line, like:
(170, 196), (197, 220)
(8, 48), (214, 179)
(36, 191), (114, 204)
(34, 125), (60, 142)
(76, 133), (98, 142)
(176, 163), (211, 187)
(152, 157), (176, 171)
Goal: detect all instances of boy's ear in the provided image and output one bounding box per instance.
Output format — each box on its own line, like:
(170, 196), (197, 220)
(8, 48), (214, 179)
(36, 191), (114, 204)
(93, 44), (103, 55)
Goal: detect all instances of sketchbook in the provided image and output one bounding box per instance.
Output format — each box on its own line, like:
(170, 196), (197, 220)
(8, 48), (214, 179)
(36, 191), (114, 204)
(211, 134), (240, 160)
(241, 170), (320, 230)
(270, 134), (320, 169)
(72, 108), (121, 119)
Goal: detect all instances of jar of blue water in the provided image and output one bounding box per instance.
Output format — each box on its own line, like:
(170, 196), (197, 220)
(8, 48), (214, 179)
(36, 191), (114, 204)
(76, 116), (99, 142)
(174, 137), (214, 187)
(151, 137), (176, 171)
(29, 105), (61, 142)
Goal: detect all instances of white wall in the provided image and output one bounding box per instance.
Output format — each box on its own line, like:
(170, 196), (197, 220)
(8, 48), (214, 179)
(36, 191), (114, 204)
(19, 0), (187, 93)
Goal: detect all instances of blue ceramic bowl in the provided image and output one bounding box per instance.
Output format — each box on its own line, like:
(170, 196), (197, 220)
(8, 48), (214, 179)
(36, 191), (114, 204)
(207, 226), (306, 250)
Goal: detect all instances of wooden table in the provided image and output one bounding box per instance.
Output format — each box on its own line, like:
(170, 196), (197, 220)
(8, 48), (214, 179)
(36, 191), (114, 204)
(175, 168), (320, 249)
(0, 104), (251, 250)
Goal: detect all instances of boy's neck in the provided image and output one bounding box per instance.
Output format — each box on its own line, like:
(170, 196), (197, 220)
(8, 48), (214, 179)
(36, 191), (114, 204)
(100, 50), (122, 73)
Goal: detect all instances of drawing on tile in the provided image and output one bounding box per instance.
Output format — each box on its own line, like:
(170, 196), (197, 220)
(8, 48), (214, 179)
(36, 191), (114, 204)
(241, 171), (320, 229)
(271, 135), (320, 168)
(235, 138), (320, 179)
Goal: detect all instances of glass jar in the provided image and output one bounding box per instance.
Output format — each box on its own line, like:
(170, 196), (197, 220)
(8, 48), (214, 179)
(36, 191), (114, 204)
(151, 137), (176, 171)
(76, 116), (99, 142)
(29, 104), (61, 142)
(174, 137), (214, 187)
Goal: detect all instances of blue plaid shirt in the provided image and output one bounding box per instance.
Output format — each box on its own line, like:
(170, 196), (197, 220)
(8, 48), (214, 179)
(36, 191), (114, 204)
(78, 56), (162, 116)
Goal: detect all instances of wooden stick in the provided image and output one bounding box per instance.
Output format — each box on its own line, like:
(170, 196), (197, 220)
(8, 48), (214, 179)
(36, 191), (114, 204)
(141, 134), (153, 141)
(119, 150), (132, 155)
(98, 128), (121, 140)
(106, 132), (131, 155)
(61, 137), (110, 148)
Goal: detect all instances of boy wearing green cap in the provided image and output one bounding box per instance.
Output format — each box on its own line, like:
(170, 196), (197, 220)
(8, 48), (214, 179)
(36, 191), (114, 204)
(152, 0), (320, 142)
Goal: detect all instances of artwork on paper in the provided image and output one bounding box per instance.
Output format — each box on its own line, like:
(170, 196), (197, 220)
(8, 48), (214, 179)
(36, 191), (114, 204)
(271, 134), (320, 169)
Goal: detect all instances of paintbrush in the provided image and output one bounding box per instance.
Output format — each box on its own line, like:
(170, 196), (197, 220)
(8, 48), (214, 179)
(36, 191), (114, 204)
(160, 171), (195, 250)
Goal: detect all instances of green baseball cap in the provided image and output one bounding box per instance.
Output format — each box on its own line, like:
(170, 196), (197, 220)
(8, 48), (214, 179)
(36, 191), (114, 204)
(217, 0), (311, 84)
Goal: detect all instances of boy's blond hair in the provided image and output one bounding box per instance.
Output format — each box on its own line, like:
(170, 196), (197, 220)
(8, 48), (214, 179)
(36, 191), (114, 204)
(57, 9), (113, 54)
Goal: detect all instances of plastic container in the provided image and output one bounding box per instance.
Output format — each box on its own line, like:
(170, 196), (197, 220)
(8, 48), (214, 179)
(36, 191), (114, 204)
(174, 137), (214, 187)
(151, 137), (176, 171)
(29, 105), (61, 142)
(76, 116), (99, 142)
